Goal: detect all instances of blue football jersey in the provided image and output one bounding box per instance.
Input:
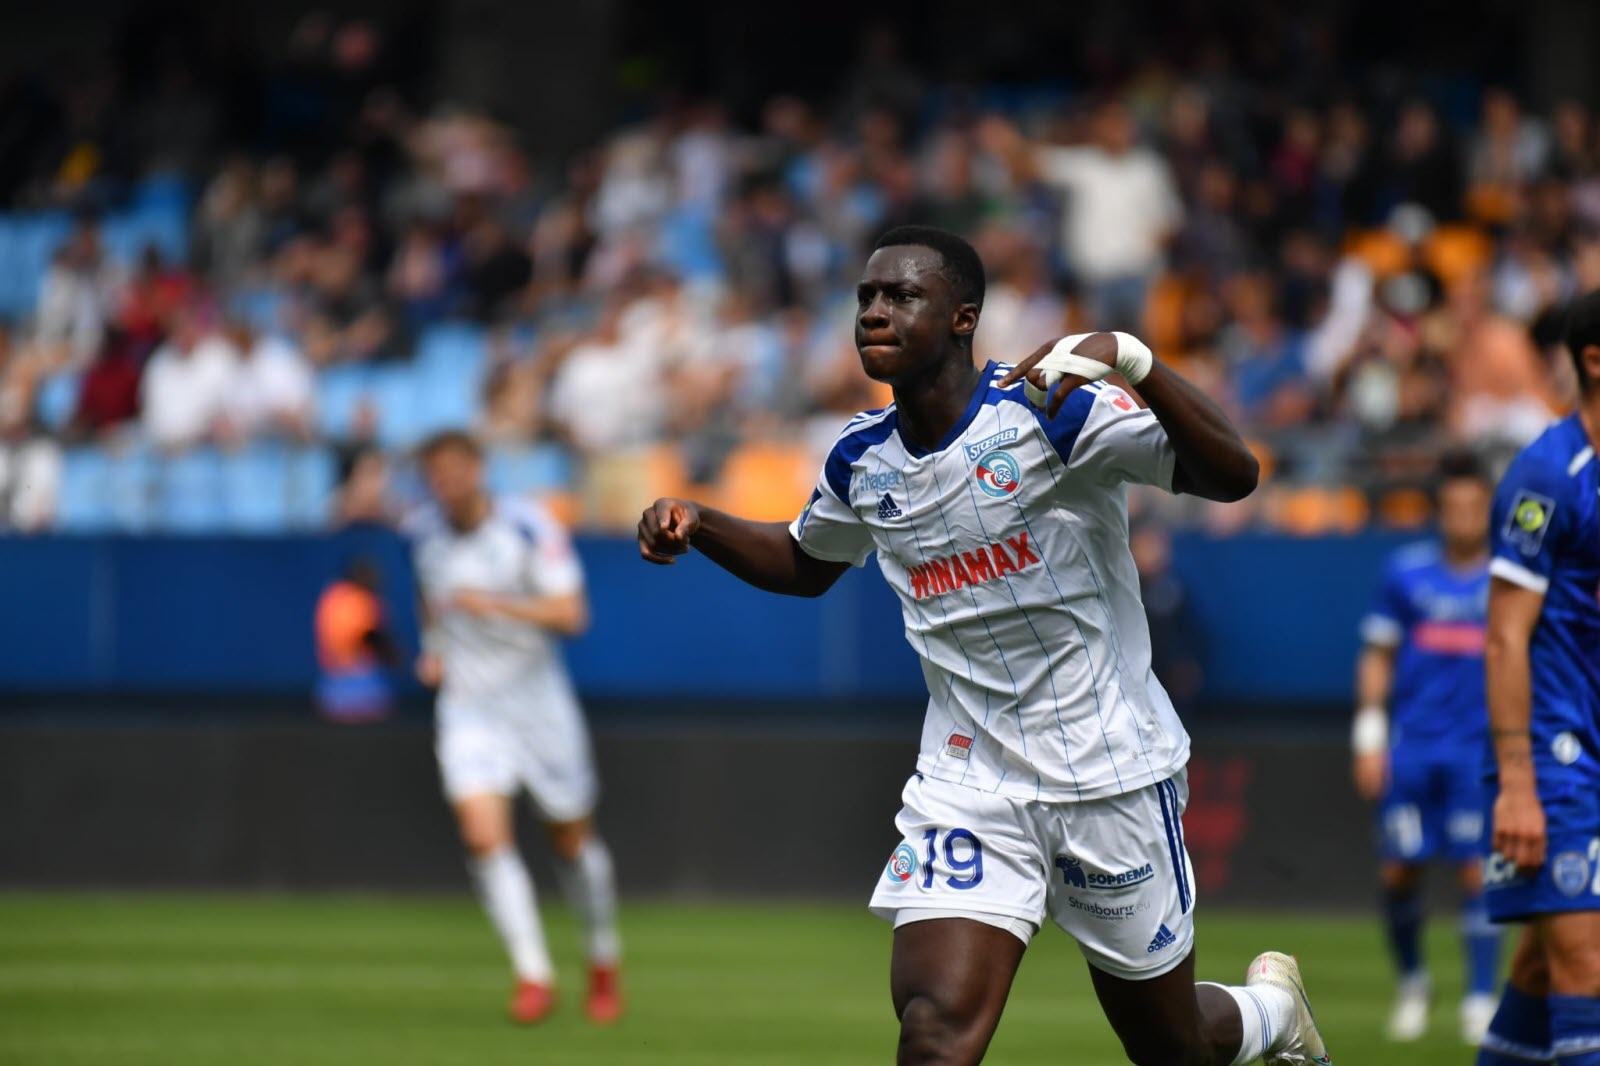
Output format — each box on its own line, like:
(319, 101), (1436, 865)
(1488, 414), (1600, 794)
(1361, 542), (1489, 754)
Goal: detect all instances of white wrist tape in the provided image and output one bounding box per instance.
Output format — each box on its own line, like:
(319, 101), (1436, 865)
(1352, 706), (1388, 754)
(1022, 331), (1154, 408)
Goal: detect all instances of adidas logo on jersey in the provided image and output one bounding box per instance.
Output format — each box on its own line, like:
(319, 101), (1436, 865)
(877, 493), (903, 520)
(906, 533), (1042, 601)
(1147, 924), (1177, 954)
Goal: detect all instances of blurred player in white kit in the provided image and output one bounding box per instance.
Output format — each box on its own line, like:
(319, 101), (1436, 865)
(407, 429), (622, 1025)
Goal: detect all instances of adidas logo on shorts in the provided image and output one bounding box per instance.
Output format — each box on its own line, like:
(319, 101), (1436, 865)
(1146, 924), (1177, 954)
(877, 493), (903, 520)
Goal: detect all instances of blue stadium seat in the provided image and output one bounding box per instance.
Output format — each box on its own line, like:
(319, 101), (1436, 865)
(103, 205), (188, 267)
(105, 445), (158, 532)
(315, 365), (374, 440)
(56, 448), (114, 532)
(158, 449), (227, 533)
(35, 372), (79, 432)
(487, 444), (574, 496)
(371, 364), (424, 449)
(221, 444), (292, 533)
(286, 446), (337, 528)
(417, 322), (487, 374)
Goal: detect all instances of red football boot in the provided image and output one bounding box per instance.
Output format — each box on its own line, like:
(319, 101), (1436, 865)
(508, 979), (555, 1024)
(585, 964), (624, 1024)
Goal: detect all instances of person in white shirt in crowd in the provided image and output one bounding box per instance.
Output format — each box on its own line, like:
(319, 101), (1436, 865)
(140, 307), (239, 451)
(33, 216), (125, 371)
(218, 321), (315, 442)
(986, 102), (1183, 334)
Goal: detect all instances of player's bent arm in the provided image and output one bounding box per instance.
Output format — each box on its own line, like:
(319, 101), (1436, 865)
(999, 333), (1257, 501)
(637, 498), (848, 598)
(481, 591), (590, 636)
(1132, 361), (1259, 502)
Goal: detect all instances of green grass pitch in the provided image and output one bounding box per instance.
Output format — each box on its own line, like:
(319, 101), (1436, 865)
(0, 893), (1489, 1064)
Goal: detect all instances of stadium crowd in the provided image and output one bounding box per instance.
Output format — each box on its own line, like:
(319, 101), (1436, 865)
(0, 14), (1596, 534)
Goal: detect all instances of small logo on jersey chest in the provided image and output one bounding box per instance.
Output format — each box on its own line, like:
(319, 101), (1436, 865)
(964, 428), (1019, 462)
(945, 733), (972, 760)
(877, 493), (904, 520)
(857, 470), (902, 495)
(974, 450), (1021, 497)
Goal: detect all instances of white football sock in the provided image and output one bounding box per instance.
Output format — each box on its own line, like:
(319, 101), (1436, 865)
(1201, 981), (1297, 1064)
(558, 837), (622, 965)
(470, 846), (553, 982)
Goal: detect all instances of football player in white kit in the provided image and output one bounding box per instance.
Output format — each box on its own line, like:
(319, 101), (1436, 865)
(638, 227), (1331, 1065)
(409, 431), (622, 1025)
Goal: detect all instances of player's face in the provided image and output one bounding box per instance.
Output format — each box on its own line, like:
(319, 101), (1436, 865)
(1438, 477), (1490, 553)
(422, 447), (484, 516)
(854, 246), (977, 383)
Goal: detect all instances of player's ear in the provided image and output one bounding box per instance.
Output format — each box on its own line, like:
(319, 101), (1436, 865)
(1582, 344), (1600, 391)
(952, 302), (979, 342)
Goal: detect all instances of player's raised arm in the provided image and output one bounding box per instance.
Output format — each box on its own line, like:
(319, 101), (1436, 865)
(637, 498), (849, 598)
(999, 332), (1258, 502)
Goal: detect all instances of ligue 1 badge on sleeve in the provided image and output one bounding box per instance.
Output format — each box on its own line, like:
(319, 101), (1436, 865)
(1504, 489), (1556, 556)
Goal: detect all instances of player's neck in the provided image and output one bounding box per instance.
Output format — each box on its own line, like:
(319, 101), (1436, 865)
(891, 354), (984, 453)
(446, 493), (491, 533)
(1443, 541), (1487, 569)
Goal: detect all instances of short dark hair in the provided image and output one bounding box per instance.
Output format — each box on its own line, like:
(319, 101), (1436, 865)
(416, 429), (483, 462)
(1436, 446), (1489, 486)
(1564, 288), (1600, 391)
(872, 225), (986, 310)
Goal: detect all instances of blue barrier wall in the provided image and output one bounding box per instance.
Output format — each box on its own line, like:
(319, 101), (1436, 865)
(0, 531), (1414, 703)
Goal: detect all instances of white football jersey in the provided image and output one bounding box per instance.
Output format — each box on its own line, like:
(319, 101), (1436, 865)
(789, 361), (1188, 802)
(407, 496), (585, 720)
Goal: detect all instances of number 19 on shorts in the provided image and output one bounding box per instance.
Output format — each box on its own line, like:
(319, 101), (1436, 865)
(912, 828), (985, 889)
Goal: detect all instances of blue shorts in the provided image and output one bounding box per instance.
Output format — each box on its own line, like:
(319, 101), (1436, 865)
(1484, 782), (1600, 923)
(1379, 749), (1489, 864)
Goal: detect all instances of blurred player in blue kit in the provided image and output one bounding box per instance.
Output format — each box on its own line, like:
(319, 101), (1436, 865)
(639, 227), (1331, 1065)
(1476, 289), (1600, 1066)
(1352, 450), (1499, 1043)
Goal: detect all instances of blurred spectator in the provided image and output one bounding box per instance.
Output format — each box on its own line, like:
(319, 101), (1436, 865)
(140, 310), (239, 450)
(334, 446), (394, 527)
(70, 327), (143, 438)
(33, 215), (122, 370)
(1031, 100), (1184, 331)
(313, 556), (396, 722)
(1131, 523), (1201, 714)
(218, 322), (315, 442)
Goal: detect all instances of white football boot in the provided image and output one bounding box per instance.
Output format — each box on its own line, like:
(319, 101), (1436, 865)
(1460, 992), (1497, 1046)
(1386, 973), (1430, 1041)
(1247, 951), (1333, 1065)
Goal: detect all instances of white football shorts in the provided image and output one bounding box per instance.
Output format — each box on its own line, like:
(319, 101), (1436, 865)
(869, 770), (1196, 981)
(434, 690), (598, 823)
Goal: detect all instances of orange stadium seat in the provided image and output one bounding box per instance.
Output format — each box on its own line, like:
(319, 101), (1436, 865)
(1376, 487), (1433, 529)
(1421, 224), (1493, 287)
(713, 443), (815, 522)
